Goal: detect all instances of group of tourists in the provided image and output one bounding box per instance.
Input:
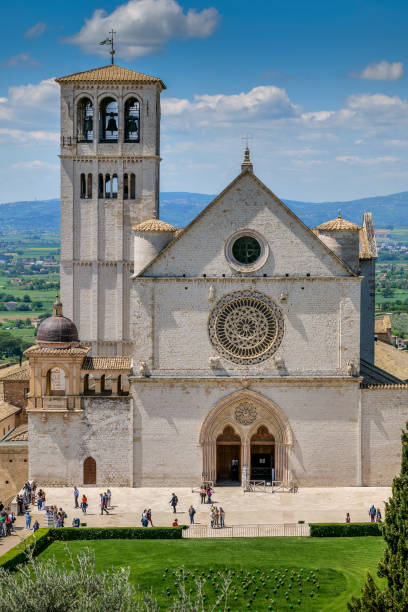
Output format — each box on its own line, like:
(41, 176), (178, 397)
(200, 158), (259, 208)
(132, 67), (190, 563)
(0, 501), (16, 537)
(46, 505), (67, 527)
(210, 504), (225, 528)
(140, 508), (153, 527)
(199, 485), (213, 504)
(368, 504), (382, 522)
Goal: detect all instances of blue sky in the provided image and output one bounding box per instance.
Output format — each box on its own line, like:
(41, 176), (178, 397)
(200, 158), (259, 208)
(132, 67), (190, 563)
(2, 0), (408, 203)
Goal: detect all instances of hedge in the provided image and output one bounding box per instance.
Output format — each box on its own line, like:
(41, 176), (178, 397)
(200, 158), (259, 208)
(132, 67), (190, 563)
(310, 522), (383, 537)
(0, 526), (187, 572)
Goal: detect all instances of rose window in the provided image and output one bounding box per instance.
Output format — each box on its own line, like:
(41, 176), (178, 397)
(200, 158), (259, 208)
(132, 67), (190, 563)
(208, 291), (284, 365)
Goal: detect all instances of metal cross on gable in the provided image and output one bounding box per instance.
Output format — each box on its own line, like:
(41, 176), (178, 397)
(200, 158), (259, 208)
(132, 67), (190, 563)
(241, 134), (253, 149)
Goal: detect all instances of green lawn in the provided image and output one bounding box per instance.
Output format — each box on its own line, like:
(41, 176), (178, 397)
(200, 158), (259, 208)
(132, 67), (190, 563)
(38, 537), (385, 611)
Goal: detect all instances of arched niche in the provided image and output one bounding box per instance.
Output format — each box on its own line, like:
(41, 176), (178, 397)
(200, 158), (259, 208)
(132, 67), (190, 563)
(77, 97), (93, 142)
(124, 97), (140, 142)
(99, 97), (118, 142)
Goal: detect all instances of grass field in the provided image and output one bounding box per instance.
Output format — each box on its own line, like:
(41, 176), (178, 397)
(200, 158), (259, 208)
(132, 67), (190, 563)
(38, 537), (385, 611)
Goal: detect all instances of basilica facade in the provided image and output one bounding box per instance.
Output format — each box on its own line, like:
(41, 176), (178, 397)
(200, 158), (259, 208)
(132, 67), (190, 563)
(25, 64), (408, 489)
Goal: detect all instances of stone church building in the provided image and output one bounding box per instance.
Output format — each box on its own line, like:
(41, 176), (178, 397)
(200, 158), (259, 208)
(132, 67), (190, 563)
(23, 64), (408, 489)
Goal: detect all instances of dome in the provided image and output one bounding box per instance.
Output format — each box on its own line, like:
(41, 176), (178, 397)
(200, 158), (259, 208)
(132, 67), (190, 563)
(37, 298), (79, 346)
(132, 218), (176, 232)
(316, 214), (360, 232)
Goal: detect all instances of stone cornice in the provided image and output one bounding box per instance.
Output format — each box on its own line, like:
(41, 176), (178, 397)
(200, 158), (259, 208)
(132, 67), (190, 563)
(130, 376), (362, 387)
(133, 276), (363, 283)
(59, 154), (161, 161)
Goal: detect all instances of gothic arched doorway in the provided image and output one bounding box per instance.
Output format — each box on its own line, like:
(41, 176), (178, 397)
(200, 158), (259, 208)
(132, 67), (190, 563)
(250, 425), (275, 481)
(83, 457), (96, 485)
(216, 425), (241, 484)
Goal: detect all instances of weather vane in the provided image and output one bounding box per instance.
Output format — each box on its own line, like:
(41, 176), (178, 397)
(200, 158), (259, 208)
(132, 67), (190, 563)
(99, 29), (116, 65)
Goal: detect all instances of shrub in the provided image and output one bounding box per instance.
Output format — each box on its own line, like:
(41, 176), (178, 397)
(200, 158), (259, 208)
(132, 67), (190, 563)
(310, 523), (382, 537)
(0, 526), (186, 571)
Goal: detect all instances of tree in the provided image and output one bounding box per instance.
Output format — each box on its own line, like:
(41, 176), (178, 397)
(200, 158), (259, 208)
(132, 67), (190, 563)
(348, 423), (408, 611)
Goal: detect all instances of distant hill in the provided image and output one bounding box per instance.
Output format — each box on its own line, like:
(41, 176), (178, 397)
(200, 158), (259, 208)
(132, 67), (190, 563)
(0, 190), (407, 232)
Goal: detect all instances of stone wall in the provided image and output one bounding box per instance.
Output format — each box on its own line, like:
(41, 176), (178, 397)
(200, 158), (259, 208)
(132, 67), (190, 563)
(28, 396), (132, 486)
(131, 277), (361, 378)
(361, 388), (408, 485)
(0, 413), (16, 439)
(132, 379), (361, 487)
(3, 380), (29, 411)
(0, 444), (28, 502)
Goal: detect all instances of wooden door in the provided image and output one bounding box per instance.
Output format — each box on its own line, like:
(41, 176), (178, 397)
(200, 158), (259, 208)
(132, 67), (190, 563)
(216, 444), (240, 482)
(83, 457), (96, 484)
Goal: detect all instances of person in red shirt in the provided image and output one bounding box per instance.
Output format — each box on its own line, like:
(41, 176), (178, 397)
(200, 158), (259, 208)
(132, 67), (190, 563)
(172, 518), (178, 527)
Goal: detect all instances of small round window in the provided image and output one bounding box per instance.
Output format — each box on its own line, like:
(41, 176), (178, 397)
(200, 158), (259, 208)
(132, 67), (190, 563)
(232, 236), (261, 265)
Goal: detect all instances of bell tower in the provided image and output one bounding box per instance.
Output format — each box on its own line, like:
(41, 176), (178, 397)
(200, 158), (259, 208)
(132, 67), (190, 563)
(56, 65), (166, 355)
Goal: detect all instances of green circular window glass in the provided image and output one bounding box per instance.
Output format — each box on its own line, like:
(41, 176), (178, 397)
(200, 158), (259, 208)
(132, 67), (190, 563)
(232, 236), (261, 265)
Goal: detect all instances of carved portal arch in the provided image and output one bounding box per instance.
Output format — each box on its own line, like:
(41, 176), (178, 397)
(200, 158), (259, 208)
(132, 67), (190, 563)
(200, 390), (293, 484)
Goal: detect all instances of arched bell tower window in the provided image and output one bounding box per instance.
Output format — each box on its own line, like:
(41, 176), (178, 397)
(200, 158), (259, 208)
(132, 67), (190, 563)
(100, 97), (118, 143)
(123, 173), (129, 200)
(124, 98), (140, 143)
(77, 97), (93, 142)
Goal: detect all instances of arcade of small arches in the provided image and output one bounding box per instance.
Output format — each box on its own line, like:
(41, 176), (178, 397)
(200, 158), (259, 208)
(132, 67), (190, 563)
(200, 391), (293, 485)
(76, 95), (140, 144)
(42, 366), (130, 397)
(79, 172), (136, 200)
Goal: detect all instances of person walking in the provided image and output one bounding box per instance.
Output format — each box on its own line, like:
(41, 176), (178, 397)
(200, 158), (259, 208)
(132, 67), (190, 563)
(147, 508), (153, 527)
(169, 493), (178, 514)
(200, 486), (206, 504)
(107, 489), (112, 509)
(25, 510), (31, 530)
(346, 512), (351, 523)
(74, 486), (79, 508)
(188, 505), (196, 525)
(141, 513), (148, 527)
(376, 508), (382, 522)
(219, 507), (225, 528)
(81, 494), (88, 514)
(206, 486), (212, 504)
(369, 505), (376, 523)
(100, 493), (109, 515)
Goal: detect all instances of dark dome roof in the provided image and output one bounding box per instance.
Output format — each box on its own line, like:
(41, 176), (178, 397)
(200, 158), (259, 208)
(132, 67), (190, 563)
(37, 299), (79, 346)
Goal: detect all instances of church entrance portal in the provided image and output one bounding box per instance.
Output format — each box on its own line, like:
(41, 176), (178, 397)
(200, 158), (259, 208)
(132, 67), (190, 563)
(250, 425), (275, 481)
(216, 425), (241, 484)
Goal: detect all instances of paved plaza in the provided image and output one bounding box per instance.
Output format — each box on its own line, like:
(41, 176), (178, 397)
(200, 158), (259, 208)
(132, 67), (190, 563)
(29, 485), (391, 529)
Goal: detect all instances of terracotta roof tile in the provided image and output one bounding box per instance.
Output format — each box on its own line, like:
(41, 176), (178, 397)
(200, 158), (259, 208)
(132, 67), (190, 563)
(375, 341), (408, 382)
(82, 356), (132, 371)
(56, 65), (166, 89)
(0, 401), (20, 421)
(316, 215), (360, 231)
(132, 218), (176, 232)
(24, 344), (90, 357)
(3, 424), (28, 442)
(0, 362), (29, 382)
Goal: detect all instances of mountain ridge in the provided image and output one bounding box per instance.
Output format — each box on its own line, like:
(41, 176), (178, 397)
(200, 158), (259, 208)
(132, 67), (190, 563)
(0, 190), (407, 231)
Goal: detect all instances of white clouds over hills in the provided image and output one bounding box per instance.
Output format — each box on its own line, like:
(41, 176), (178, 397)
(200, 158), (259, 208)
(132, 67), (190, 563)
(66, 0), (220, 59)
(350, 60), (403, 81)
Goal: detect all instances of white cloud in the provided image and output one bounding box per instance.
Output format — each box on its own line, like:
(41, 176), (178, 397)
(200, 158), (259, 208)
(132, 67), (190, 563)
(11, 160), (58, 170)
(162, 85), (299, 126)
(0, 128), (59, 143)
(8, 78), (59, 113)
(66, 0), (220, 59)
(4, 53), (40, 68)
(350, 60), (403, 81)
(336, 155), (398, 164)
(24, 22), (47, 39)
